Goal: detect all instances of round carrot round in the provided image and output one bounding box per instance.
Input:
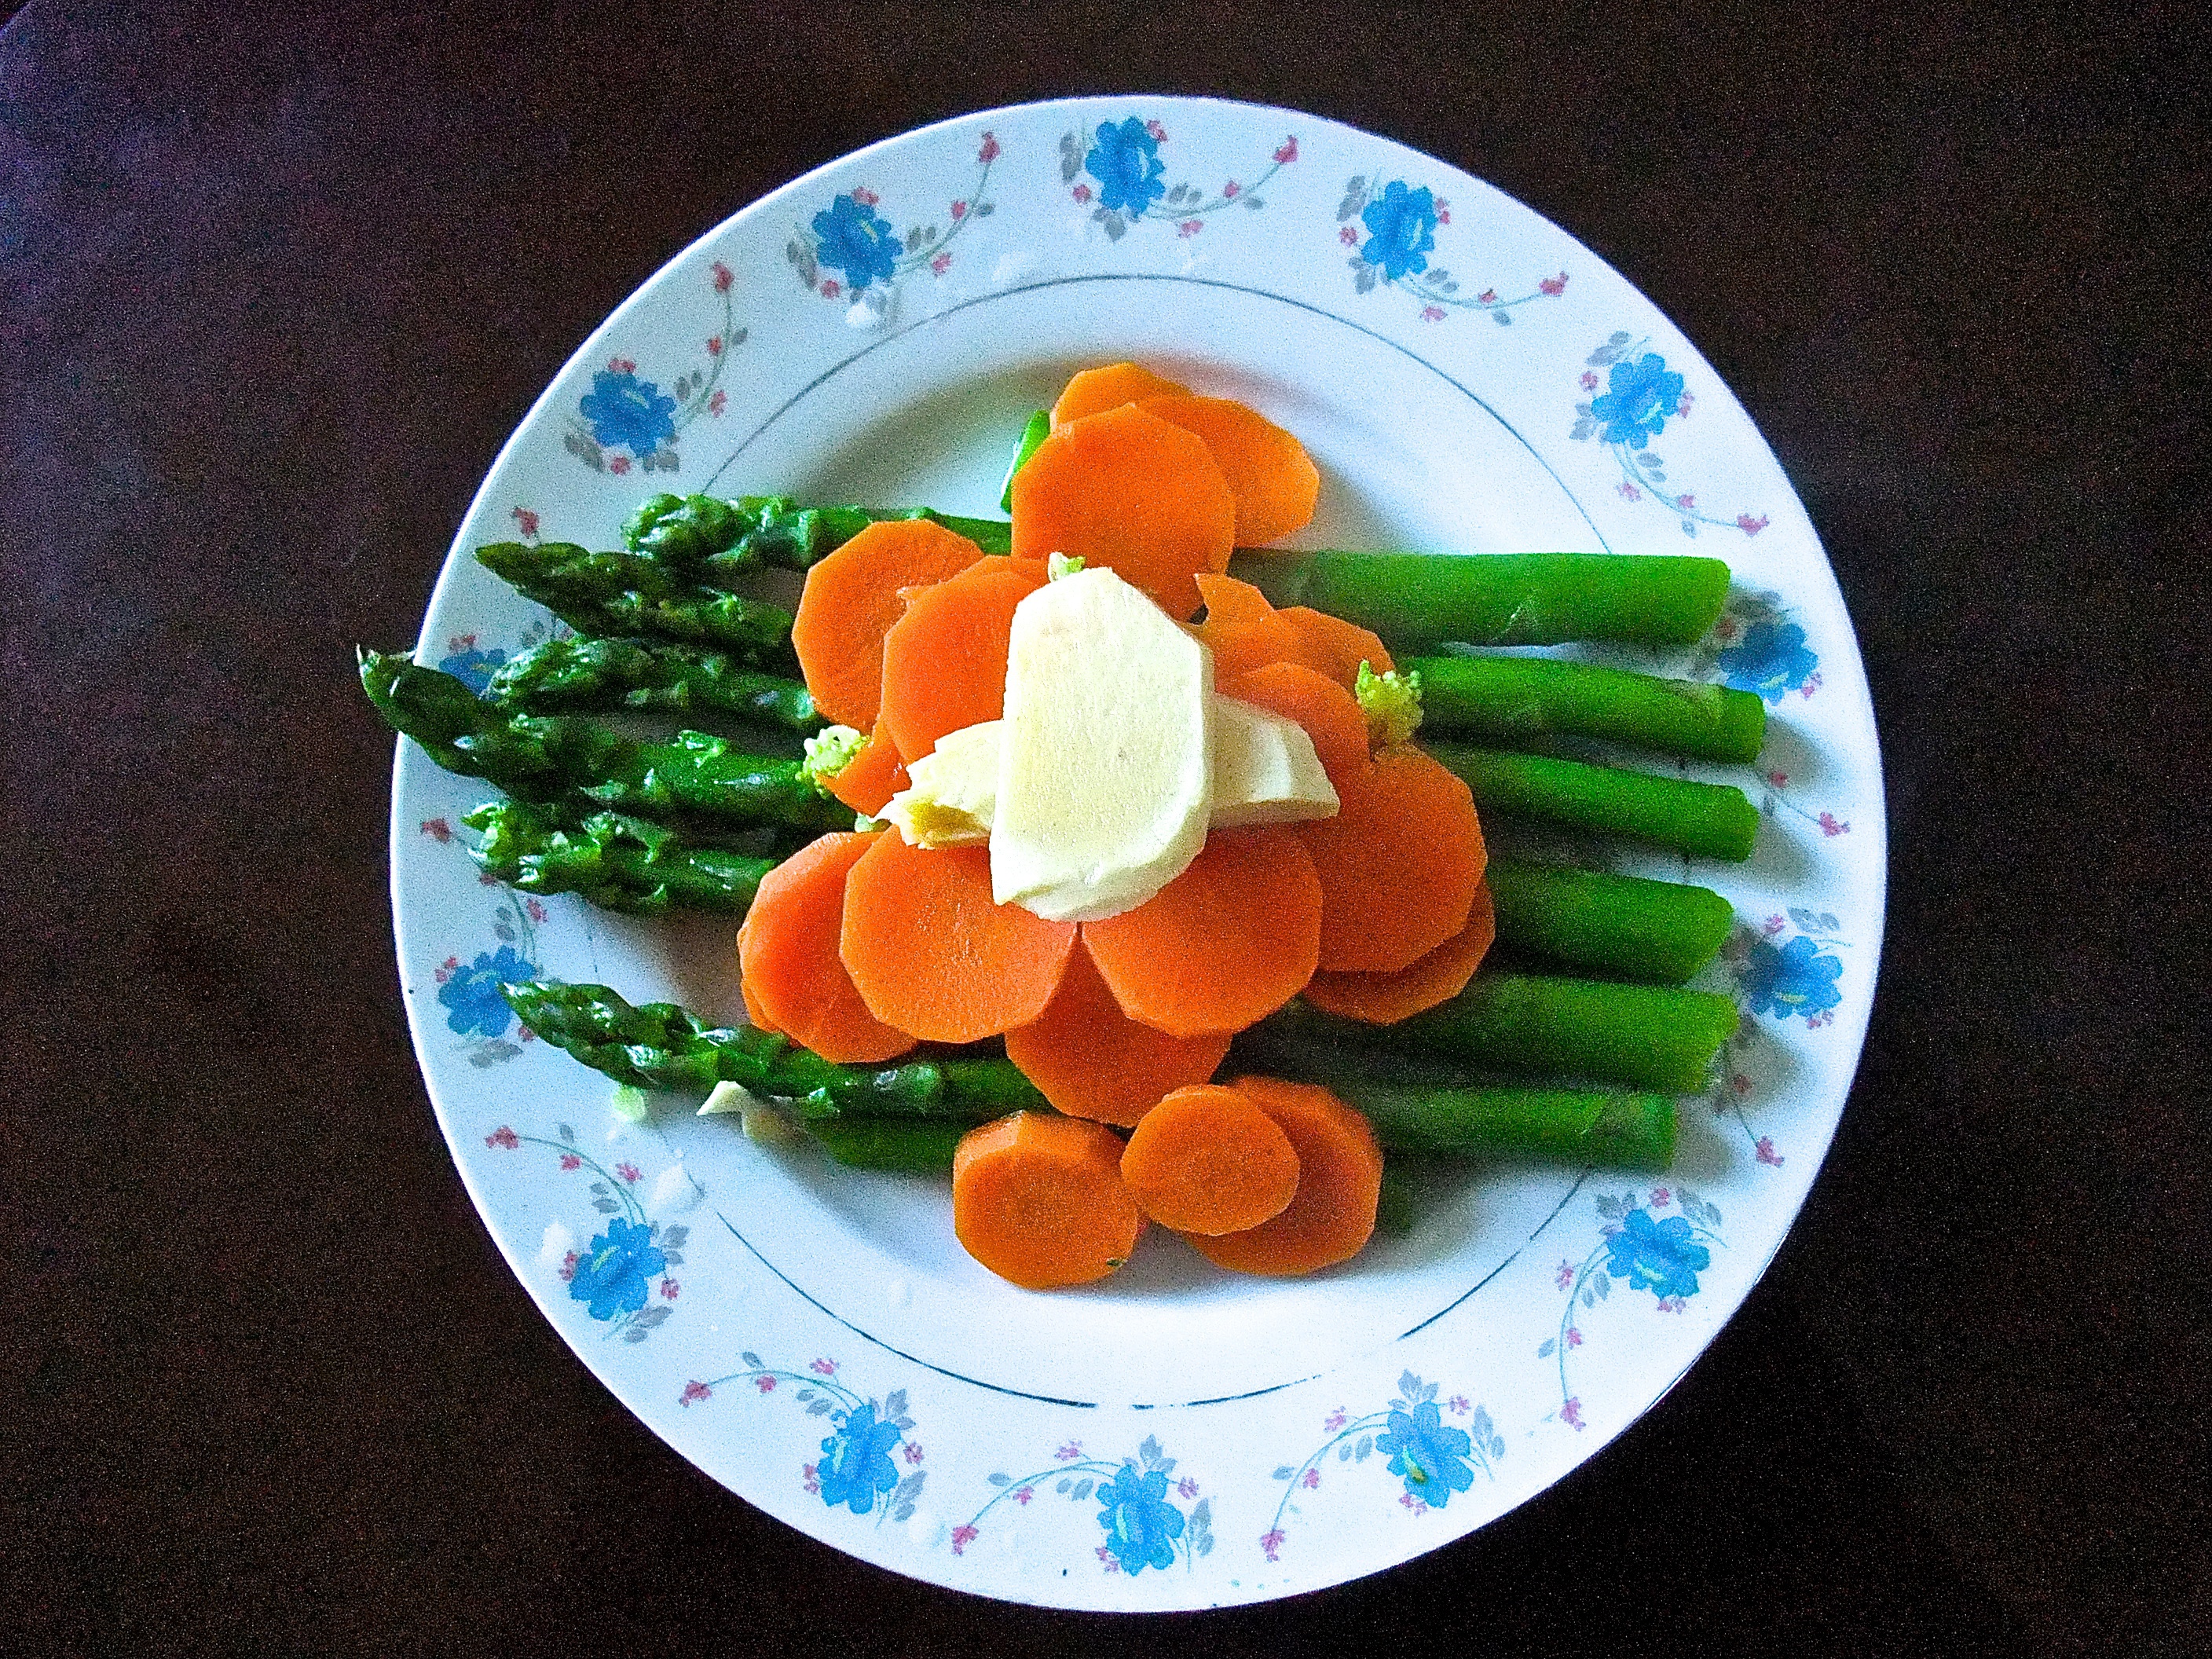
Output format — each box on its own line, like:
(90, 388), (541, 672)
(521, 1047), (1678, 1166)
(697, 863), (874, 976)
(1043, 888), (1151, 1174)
(1137, 394), (1320, 547)
(840, 835), (1078, 1043)
(1081, 826), (1322, 1038)
(1119, 1084), (1301, 1235)
(1004, 939), (1232, 1126)
(738, 831), (916, 1064)
(791, 518), (987, 728)
(825, 714), (909, 816)
(952, 1112), (1146, 1289)
(1277, 606), (1393, 690)
(1009, 404), (1236, 620)
(878, 558), (1040, 762)
(1195, 571), (1306, 682)
(1223, 661), (1373, 796)
(1050, 361), (1191, 426)
(1185, 1077), (1382, 1276)
(1302, 879), (1496, 1024)
(1296, 745), (1485, 973)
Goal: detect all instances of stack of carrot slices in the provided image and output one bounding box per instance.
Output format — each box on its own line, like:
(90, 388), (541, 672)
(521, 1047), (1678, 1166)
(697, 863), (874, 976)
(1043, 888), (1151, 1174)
(738, 363), (1491, 1289)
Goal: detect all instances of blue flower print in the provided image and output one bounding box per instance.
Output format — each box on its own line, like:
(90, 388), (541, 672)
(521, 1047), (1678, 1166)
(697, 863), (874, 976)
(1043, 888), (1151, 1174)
(1719, 621), (1819, 704)
(578, 369), (678, 456)
(438, 944), (533, 1038)
(1359, 181), (1440, 280)
(437, 645), (505, 696)
(1095, 1463), (1185, 1574)
(816, 1400), (904, 1515)
(1375, 1400), (1476, 1508)
(1590, 353), (1686, 449)
(811, 193), (899, 291)
(1741, 934), (1844, 1021)
(569, 1216), (667, 1320)
(1085, 118), (1166, 216)
(1602, 1207), (1711, 1301)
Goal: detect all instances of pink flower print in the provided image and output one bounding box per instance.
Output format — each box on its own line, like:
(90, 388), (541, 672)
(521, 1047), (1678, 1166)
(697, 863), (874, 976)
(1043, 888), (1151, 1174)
(485, 1126), (519, 1150)
(1675, 494), (1696, 510)
(525, 898), (548, 924)
(1714, 613), (1739, 640)
(1055, 1441), (1082, 1460)
(1144, 119), (1166, 142)
(1618, 482), (1642, 501)
(1556, 1259), (1576, 1289)
(1737, 513), (1769, 536)
(1540, 272), (1568, 295)
(1659, 1295), (1688, 1313)
(1223, 180), (1240, 199)
(1799, 672), (1824, 698)
(1767, 770), (1789, 788)
(1261, 1528), (1287, 1562)
(1567, 1327), (1584, 1348)
(753, 1375), (776, 1393)
(509, 507), (540, 539)
(609, 455), (631, 476)
(1676, 390), (1695, 418)
(607, 357), (635, 375)
(1449, 1396), (1470, 1415)
(1756, 1137), (1786, 1167)
(1477, 288), (1498, 305)
(616, 1162), (641, 1184)
(478, 870), (500, 885)
(1274, 137), (1298, 164)
(930, 253), (951, 275)
(1422, 306), (1446, 322)
(1650, 1187), (1672, 1207)
(708, 390), (726, 416)
(850, 186), (878, 207)
(1302, 1467), (1320, 1489)
(1177, 219), (1203, 237)
(802, 1462), (819, 1496)
(1177, 1477), (1199, 1500)
(659, 1278), (679, 1300)
(1435, 198), (1451, 223)
(1580, 370), (1600, 390)
(1097, 1544), (1122, 1573)
(1014, 1486), (1034, 1505)
(811, 1357), (837, 1376)
(1562, 1397), (1584, 1430)
(1730, 1073), (1752, 1097)
(1818, 813), (1850, 837)
(978, 131), (1001, 163)
(820, 279), (841, 299)
(1763, 914), (1787, 936)
(950, 1524), (980, 1554)
(420, 817), (452, 842)
(1399, 1492), (1429, 1515)
(1071, 182), (1093, 204)
(1340, 225), (1359, 247)
(950, 199), (967, 219)
(559, 1153), (581, 1170)
(1323, 1408), (1347, 1432)
(706, 335), (723, 356)
(449, 632), (478, 651)
(903, 1442), (925, 1465)
(712, 261), (734, 293)
(681, 1379), (712, 1406)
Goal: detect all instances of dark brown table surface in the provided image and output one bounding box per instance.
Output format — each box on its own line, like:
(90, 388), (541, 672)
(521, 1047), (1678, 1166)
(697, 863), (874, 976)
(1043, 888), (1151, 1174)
(6, 2), (2203, 1651)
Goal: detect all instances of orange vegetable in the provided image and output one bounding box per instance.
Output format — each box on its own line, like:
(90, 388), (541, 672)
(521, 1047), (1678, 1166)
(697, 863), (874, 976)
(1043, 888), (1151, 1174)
(736, 913), (781, 1034)
(878, 558), (1041, 761)
(1302, 879), (1496, 1024)
(1185, 1077), (1383, 1276)
(1222, 661), (1372, 796)
(1009, 404), (1236, 620)
(952, 1111), (1147, 1289)
(1296, 745), (1486, 973)
(790, 518), (986, 728)
(1050, 361), (1191, 426)
(839, 836), (1077, 1043)
(1118, 1084), (1301, 1234)
(1081, 826), (1321, 1038)
(825, 714), (910, 816)
(1193, 572), (1306, 681)
(1004, 940), (1232, 1126)
(1137, 394), (1320, 546)
(738, 832), (916, 1064)
(1277, 606), (1393, 691)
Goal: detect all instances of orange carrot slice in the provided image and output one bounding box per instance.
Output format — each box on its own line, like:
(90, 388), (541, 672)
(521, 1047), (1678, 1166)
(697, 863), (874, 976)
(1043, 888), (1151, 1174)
(1277, 606), (1393, 690)
(1081, 826), (1321, 1038)
(839, 836), (1077, 1043)
(1296, 745), (1486, 973)
(878, 558), (1041, 761)
(1186, 1077), (1383, 1276)
(790, 518), (987, 728)
(736, 912), (782, 1034)
(1050, 361), (1192, 426)
(1004, 939), (1232, 1126)
(826, 713), (910, 816)
(1302, 879), (1496, 1024)
(1194, 572), (1306, 681)
(738, 832), (916, 1064)
(1118, 1084), (1301, 1235)
(952, 1112), (1146, 1289)
(1222, 661), (1372, 796)
(1009, 404), (1236, 620)
(1137, 394), (1320, 546)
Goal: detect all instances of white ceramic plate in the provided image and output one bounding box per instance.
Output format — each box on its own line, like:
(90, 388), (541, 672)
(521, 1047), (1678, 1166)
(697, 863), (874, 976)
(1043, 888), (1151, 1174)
(390, 97), (1884, 1610)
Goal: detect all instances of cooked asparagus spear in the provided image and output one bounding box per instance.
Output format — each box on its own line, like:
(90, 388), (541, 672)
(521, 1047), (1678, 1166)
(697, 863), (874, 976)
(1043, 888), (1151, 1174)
(1408, 653), (1765, 763)
(465, 800), (777, 916)
(1280, 551), (1730, 650)
(1486, 859), (1735, 984)
(474, 540), (797, 659)
(1430, 742), (1760, 861)
(623, 493), (1014, 572)
(485, 635), (823, 731)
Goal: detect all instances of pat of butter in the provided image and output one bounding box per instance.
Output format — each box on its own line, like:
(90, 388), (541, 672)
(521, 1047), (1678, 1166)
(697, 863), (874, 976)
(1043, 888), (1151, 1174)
(882, 720), (999, 848)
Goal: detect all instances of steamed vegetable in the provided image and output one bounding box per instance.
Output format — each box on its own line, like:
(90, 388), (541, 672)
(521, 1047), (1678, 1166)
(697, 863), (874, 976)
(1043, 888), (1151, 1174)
(1137, 394), (1320, 546)
(484, 635), (824, 732)
(1280, 551), (1731, 650)
(464, 799), (776, 916)
(1302, 881), (1496, 1024)
(1002, 942), (1232, 1126)
(1485, 859), (1734, 984)
(738, 831), (917, 1064)
(474, 541), (798, 659)
(952, 1113), (1146, 1289)
(1429, 742), (1759, 862)
(789, 517), (989, 730)
(1408, 652), (1764, 763)
(1297, 745), (1487, 973)
(1118, 1084), (1301, 1234)
(622, 492), (1013, 571)
(1185, 1078), (1383, 1276)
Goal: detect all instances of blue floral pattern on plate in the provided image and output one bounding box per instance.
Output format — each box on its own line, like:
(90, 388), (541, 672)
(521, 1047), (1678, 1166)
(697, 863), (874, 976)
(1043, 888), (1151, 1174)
(1336, 175), (1568, 321)
(788, 131), (1001, 306)
(1542, 1190), (1727, 1429)
(1062, 117), (1295, 240)
(682, 1357), (927, 1527)
(960, 1434), (1213, 1575)
(561, 263), (745, 475)
(1570, 332), (1771, 536)
(482, 1122), (686, 1343)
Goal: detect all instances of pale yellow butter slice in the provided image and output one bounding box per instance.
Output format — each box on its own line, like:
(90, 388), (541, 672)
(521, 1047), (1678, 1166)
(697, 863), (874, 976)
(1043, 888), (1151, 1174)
(1207, 694), (1339, 826)
(882, 720), (999, 848)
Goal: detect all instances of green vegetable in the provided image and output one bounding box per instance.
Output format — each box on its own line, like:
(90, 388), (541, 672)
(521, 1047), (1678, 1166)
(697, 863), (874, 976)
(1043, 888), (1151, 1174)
(1430, 742), (1760, 861)
(624, 493), (1015, 573)
(484, 635), (824, 731)
(999, 412), (1052, 513)
(1375, 1161), (1419, 1236)
(500, 980), (1051, 1116)
(1337, 1082), (1675, 1170)
(1354, 661), (1425, 747)
(1284, 551), (1730, 650)
(474, 541), (797, 659)
(1487, 859), (1735, 984)
(804, 1117), (972, 1173)
(800, 723), (870, 792)
(1408, 653), (1765, 763)
(464, 799), (777, 916)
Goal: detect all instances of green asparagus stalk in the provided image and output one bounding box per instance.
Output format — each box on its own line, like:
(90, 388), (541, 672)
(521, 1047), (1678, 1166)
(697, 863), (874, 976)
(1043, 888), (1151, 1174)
(998, 412), (1052, 513)
(1431, 742), (1760, 861)
(622, 493), (1015, 574)
(484, 635), (824, 732)
(1374, 1161), (1419, 1236)
(1332, 1082), (1675, 1170)
(1282, 552), (1730, 650)
(1486, 859), (1735, 984)
(464, 800), (777, 916)
(361, 646), (567, 793)
(1408, 653), (1765, 763)
(804, 1117), (973, 1173)
(474, 541), (797, 659)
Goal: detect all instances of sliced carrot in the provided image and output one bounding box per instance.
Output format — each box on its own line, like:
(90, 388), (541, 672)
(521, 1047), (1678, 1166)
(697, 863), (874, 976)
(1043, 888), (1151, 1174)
(879, 558), (1041, 762)
(790, 518), (987, 728)
(1186, 1077), (1383, 1276)
(1277, 606), (1393, 691)
(1004, 939), (1232, 1126)
(826, 713), (910, 816)
(1295, 745), (1486, 973)
(1118, 1083), (1301, 1235)
(738, 831), (916, 1064)
(1009, 404), (1236, 620)
(1222, 661), (1373, 796)
(839, 836), (1077, 1043)
(1302, 879), (1496, 1024)
(1081, 826), (1321, 1038)
(952, 1111), (1146, 1289)
(1137, 394), (1320, 547)
(1194, 571), (1306, 681)
(736, 912), (781, 1034)
(1050, 361), (1191, 427)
